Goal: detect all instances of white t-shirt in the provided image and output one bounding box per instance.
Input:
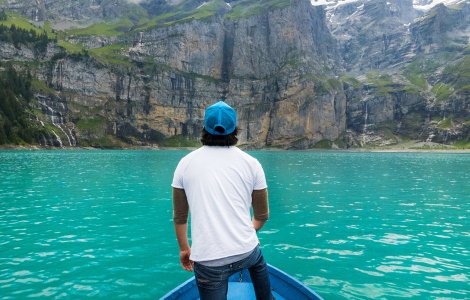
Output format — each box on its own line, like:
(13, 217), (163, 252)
(172, 146), (267, 262)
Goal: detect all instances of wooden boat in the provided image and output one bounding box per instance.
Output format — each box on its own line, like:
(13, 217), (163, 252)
(161, 264), (323, 300)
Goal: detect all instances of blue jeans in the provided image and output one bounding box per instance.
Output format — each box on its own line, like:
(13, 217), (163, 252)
(193, 246), (273, 300)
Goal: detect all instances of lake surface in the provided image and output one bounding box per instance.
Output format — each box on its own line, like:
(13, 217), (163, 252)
(0, 150), (469, 299)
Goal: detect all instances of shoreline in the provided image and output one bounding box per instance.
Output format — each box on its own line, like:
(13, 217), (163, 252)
(1, 144), (469, 153)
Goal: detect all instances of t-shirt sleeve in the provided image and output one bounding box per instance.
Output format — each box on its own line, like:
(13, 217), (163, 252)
(171, 160), (185, 189)
(253, 160), (268, 190)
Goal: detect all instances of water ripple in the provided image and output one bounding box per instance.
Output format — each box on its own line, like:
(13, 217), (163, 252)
(1, 150), (469, 299)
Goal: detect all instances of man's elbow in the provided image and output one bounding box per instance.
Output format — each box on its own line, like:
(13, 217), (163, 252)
(173, 215), (188, 225)
(254, 213), (269, 223)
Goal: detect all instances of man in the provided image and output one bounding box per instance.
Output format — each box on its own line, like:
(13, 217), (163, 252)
(172, 100), (273, 299)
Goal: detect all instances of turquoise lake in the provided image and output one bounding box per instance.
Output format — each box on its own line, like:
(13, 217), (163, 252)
(0, 150), (469, 299)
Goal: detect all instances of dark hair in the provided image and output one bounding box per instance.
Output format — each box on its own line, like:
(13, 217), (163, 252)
(201, 127), (239, 146)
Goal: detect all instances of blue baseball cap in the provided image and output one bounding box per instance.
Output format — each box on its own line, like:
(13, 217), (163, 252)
(204, 100), (237, 136)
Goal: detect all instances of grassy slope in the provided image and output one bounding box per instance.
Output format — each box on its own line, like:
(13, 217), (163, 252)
(442, 54), (470, 94)
(67, 18), (134, 37)
(135, 0), (228, 31)
(77, 0), (291, 67)
(226, 0), (290, 19)
(0, 13), (43, 33)
(0, 12), (83, 55)
(57, 40), (85, 54)
(135, 0), (291, 31)
(88, 43), (132, 67)
(0, 0), (293, 68)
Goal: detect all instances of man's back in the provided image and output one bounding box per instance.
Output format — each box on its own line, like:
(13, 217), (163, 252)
(171, 100), (273, 299)
(172, 146), (267, 261)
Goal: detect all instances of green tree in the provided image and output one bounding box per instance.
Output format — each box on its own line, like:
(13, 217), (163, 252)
(0, 66), (43, 144)
(0, 11), (7, 21)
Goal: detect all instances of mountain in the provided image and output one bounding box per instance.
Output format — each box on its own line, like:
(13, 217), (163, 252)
(310, 0), (467, 10)
(412, 0), (468, 10)
(0, 0), (468, 149)
(328, 0), (469, 146)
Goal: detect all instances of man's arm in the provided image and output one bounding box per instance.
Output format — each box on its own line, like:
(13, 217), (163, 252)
(173, 188), (193, 272)
(252, 188), (269, 231)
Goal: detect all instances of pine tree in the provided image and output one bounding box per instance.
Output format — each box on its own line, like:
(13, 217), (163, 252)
(0, 11), (7, 21)
(0, 67), (40, 144)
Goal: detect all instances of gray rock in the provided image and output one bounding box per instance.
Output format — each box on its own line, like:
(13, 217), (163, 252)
(1, 0), (468, 148)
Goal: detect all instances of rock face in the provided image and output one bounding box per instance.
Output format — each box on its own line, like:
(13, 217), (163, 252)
(328, 0), (469, 146)
(2, 0), (141, 28)
(0, 0), (468, 148)
(328, 0), (420, 72)
(36, 0), (346, 148)
(411, 3), (470, 51)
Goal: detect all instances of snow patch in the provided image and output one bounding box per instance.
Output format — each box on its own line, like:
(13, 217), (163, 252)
(197, 2), (208, 9)
(311, 0), (360, 8)
(413, 0), (467, 11)
(310, 0), (332, 5)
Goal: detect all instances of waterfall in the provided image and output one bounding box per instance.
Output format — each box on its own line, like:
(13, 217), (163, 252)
(139, 32), (144, 45)
(36, 94), (77, 147)
(426, 133), (435, 143)
(363, 101), (369, 133)
(33, 115), (61, 147)
(50, 109), (72, 147)
(359, 101), (370, 147)
(34, 0), (40, 21)
(50, 129), (64, 148)
(34, 0), (46, 22)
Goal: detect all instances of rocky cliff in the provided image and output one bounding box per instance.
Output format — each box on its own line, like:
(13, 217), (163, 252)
(126, 0), (344, 148)
(0, 0), (468, 148)
(1, 0), (144, 27)
(328, 0), (419, 72)
(328, 0), (469, 147)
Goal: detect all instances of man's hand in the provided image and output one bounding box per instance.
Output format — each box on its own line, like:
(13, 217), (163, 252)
(179, 248), (193, 272)
(173, 189), (192, 272)
(252, 218), (266, 232)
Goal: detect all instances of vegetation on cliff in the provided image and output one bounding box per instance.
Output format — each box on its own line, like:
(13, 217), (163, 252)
(0, 12), (41, 32)
(226, 0), (290, 19)
(135, 0), (291, 31)
(0, 24), (49, 54)
(67, 18), (134, 37)
(0, 0), (468, 149)
(0, 66), (45, 144)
